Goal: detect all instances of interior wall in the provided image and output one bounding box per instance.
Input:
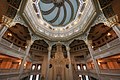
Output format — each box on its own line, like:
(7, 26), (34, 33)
(112, 0), (120, 21)
(0, 0), (8, 22)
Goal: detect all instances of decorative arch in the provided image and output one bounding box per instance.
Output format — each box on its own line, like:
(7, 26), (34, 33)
(2, 23), (31, 50)
(69, 39), (90, 60)
(30, 39), (49, 61)
(51, 43), (67, 58)
(87, 23), (118, 50)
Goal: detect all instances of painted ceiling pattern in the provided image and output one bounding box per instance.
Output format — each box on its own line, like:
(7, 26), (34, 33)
(39, 0), (79, 27)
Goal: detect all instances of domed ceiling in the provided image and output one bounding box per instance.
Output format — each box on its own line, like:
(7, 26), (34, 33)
(23, 0), (95, 41)
(39, 0), (79, 27)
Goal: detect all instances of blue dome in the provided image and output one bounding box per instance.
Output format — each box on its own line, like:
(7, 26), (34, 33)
(39, 0), (79, 27)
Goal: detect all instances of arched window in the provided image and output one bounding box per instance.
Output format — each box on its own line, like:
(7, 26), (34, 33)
(79, 75), (83, 80)
(36, 74), (39, 80)
(32, 65), (35, 70)
(77, 65), (81, 70)
(83, 65), (87, 70)
(37, 65), (41, 70)
(30, 75), (33, 80)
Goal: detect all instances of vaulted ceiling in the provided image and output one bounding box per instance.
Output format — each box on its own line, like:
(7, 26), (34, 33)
(23, 0), (95, 41)
(39, 0), (79, 27)
(0, 0), (120, 42)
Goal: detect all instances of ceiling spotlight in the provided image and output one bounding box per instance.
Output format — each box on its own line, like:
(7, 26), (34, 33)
(8, 33), (12, 36)
(74, 21), (77, 25)
(25, 46), (28, 48)
(19, 62), (21, 65)
(107, 32), (111, 36)
(98, 62), (101, 65)
(92, 46), (94, 48)
(24, 63), (26, 67)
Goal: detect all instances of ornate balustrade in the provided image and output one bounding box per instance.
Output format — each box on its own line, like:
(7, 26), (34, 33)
(75, 69), (120, 80)
(89, 69), (120, 79)
(0, 38), (25, 55)
(100, 69), (120, 75)
(93, 38), (120, 57)
(0, 69), (30, 75)
(86, 38), (120, 60)
(0, 69), (30, 79)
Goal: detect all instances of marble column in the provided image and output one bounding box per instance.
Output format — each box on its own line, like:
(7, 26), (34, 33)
(19, 40), (34, 79)
(112, 24), (120, 39)
(66, 46), (73, 80)
(86, 40), (101, 80)
(41, 55), (48, 79)
(73, 56), (77, 71)
(45, 46), (52, 80)
(0, 25), (8, 41)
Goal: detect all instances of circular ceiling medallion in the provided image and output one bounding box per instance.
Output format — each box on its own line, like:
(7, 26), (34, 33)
(39, 0), (79, 27)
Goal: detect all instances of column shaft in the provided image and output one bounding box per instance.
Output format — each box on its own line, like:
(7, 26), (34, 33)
(112, 25), (120, 39)
(66, 46), (73, 80)
(0, 25), (8, 40)
(87, 43), (101, 80)
(19, 40), (33, 79)
(45, 46), (51, 80)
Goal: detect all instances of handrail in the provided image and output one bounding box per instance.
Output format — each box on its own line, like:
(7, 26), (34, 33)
(94, 38), (120, 54)
(0, 69), (19, 75)
(0, 38), (25, 53)
(76, 69), (120, 74)
(0, 69), (30, 74)
(100, 69), (120, 75)
(89, 69), (120, 75)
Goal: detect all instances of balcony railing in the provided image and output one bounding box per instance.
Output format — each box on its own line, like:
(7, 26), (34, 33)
(100, 69), (120, 75)
(0, 69), (30, 75)
(0, 38), (25, 54)
(89, 69), (120, 77)
(0, 69), (19, 76)
(75, 69), (120, 79)
(0, 69), (31, 79)
(94, 38), (120, 54)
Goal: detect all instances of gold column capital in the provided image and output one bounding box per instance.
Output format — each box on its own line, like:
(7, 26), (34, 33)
(2, 15), (13, 28)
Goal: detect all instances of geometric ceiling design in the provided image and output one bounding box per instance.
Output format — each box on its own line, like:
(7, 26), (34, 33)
(39, 0), (79, 27)
(24, 0), (95, 41)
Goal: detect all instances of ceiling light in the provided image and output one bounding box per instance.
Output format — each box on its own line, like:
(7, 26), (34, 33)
(8, 33), (12, 36)
(107, 32), (111, 36)
(74, 21), (78, 25)
(92, 46), (94, 48)
(24, 63), (26, 67)
(19, 62), (21, 65)
(98, 62), (100, 65)
(25, 46), (28, 48)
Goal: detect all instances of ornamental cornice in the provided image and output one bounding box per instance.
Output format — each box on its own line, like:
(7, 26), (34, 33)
(22, 0), (95, 41)
(91, 13), (107, 27)
(13, 13), (28, 27)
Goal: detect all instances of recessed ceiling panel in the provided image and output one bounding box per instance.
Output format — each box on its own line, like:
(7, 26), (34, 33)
(39, 0), (79, 27)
